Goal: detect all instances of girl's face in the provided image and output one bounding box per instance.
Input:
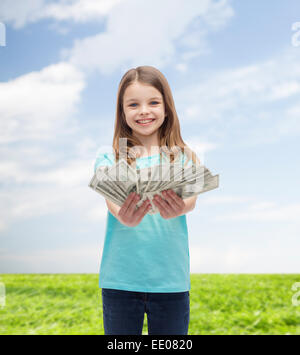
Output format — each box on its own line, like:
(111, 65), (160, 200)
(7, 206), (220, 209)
(123, 82), (166, 139)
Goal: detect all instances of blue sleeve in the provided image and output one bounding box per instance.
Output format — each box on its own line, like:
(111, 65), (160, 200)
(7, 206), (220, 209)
(178, 151), (193, 167)
(94, 152), (115, 173)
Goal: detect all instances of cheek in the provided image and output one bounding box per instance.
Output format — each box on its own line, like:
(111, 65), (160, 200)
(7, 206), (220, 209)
(125, 118), (134, 129)
(156, 109), (165, 121)
(123, 110), (134, 123)
(157, 107), (166, 118)
(123, 116), (133, 130)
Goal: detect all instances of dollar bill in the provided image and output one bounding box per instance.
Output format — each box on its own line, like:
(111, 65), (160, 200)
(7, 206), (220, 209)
(89, 158), (219, 214)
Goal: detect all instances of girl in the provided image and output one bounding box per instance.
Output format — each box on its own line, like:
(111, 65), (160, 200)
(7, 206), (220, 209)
(94, 66), (200, 335)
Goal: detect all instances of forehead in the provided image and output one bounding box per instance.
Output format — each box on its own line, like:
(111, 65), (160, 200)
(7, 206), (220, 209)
(123, 82), (163, 102)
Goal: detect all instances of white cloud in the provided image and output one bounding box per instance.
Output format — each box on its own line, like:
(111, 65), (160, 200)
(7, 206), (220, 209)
(0, 0), (124, 29)
(29, 160), (92, 187)
(268, 81), (300, 101)
(63, 0), (234, 76)
(190, 245), (300, 273)
(216, 202), (300, 222)
(0, 176), (107, 230)
(184, 136), (218, 164)
(43, 0), (124, 23)
(0, 0), (44, 29)
(75, 137), (99, 157)
(0, 61), (85, 143)
(0, 220), (6, 233)
(0, 58), (104, 232)
(248, 202), (277, 211)
(190, 245), (253, 272)
(86, 205), (108, 222)
(274, 103), (300, 137)
(0, 138), (106, 230)
(0, 0), (233, 33)
(199, 194), (254, 205)
(0, 244), (103, 273)
(174, 63), (188, 73)
(176, 47), (300, 145)
(181, 56), (300, 122)
(0, 145), (87, 228)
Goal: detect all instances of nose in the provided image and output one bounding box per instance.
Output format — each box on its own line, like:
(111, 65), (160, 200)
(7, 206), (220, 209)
(139, 104), (150, 115)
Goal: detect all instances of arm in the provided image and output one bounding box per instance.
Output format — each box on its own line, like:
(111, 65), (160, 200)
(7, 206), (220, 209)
(105, 199), (121, 219)
(179, 195), (197, 216)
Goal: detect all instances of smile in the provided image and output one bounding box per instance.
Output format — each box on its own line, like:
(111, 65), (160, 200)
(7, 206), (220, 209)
(136, 119), (156, 126)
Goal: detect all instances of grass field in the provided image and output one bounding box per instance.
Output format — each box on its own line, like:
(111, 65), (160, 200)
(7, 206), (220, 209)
(0, 274), (299, 335)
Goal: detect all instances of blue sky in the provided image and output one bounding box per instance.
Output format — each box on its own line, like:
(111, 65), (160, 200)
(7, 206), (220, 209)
(0, 0), (300, 273)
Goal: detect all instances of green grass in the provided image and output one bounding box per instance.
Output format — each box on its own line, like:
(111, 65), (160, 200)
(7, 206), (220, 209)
(0, 274), (299, 335)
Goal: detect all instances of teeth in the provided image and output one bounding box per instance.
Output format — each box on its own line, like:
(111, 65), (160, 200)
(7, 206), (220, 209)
(137, 119), (154, 123)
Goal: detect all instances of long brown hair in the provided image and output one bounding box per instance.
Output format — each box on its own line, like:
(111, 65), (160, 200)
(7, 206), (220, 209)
(112, 65), (200, 167)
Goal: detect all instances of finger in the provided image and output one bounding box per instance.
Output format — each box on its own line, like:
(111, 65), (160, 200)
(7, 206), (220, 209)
(134, 200), (150, 224)
(127, 193), (140, 216)
(153, 195), (175, 215)
(163, 190), (184, 210)
(119, 192), (137, 216)
(135, 199), (151, 221)
(152, 198), (169, 218)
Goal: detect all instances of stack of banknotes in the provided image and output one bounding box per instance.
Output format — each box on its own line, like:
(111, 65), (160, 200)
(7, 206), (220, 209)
(88, 158), (219, 215)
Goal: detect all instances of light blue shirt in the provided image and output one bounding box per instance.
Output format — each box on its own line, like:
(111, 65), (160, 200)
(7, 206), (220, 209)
(94, 151), (192, 292)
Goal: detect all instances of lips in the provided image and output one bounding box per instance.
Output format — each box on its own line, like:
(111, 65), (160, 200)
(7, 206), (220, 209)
(136, 118), (156, 125)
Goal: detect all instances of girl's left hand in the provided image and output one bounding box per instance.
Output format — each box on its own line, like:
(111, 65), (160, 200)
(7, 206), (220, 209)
(152, 190), (185, 219)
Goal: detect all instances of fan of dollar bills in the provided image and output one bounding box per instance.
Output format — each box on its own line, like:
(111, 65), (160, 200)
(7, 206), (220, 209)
(88, 158), (219, 215)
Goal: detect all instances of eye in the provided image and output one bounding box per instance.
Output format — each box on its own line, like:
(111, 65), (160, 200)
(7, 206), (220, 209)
(129, 101), (160, 107)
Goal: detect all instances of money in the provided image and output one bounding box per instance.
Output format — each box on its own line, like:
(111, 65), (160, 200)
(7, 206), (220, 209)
(88, 158), (219, 215)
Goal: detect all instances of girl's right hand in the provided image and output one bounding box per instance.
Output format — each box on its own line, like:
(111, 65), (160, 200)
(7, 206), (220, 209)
(117, 192), (151, 227)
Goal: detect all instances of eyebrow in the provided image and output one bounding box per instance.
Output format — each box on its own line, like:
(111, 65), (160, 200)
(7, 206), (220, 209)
(125, 96), (162, 103)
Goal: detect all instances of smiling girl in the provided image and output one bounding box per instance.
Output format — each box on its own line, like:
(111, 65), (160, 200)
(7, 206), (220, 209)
(94, 65), (200, 335)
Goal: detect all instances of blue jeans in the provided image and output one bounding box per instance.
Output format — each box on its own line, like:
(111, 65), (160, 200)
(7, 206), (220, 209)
(101, 288), (190, 335)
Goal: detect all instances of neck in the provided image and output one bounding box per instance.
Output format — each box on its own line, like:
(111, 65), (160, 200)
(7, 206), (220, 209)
(133, 132), (160, 157)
